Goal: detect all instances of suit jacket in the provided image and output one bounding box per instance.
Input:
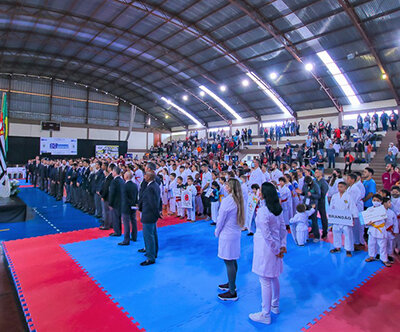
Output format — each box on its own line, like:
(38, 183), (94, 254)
(100, 174), (113, 201)
(139, 181), (160, 224)
(121, 181), (138, 215)
(89, 173), (96, 194)
(109, 176), (124, 211)
(94, 170), (105, 192)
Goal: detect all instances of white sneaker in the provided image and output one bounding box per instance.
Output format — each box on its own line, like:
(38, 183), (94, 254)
(271, 306), (280, 314)
(313, 239), (320, 243)
(249, 312), (271, 325)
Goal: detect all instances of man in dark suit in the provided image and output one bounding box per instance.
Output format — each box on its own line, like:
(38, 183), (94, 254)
(108, 166), (124, 236)
(138, 171), (160, 266)
(119, 171), (139, 246)
(65, 161), (73, 203)
(94, 161), (105, 220)
(99, 163), (113, 230)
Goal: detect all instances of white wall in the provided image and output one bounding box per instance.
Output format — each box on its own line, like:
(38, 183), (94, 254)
(9, 123), (50, 137)
(88, 128), (119, 140)
(53, 126), (87, 139)
(128, 131), (146, 149)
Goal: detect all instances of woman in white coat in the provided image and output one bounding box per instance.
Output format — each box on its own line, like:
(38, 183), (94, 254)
(249, 182), (285, 325)
(215, 178), (245, 301)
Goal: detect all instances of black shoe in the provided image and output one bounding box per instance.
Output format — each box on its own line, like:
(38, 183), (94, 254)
(118, 242), (130, 246)
(247, 232), (254, 236)
(130, 238), (137, 242)
(375, 254), (380, 260)
(321, 234), (327, 240)
(218, 283), (229, 291)
(140, 260), (155, 266)
(346, 251), (352, 257)
(330, 248), (341, 253)
(138, 248), (146, 253)
(218, 291), (238, 301)
(210, 222), (216, 226)
(109, 233), (121, 237)
(388, 256), (394, 262)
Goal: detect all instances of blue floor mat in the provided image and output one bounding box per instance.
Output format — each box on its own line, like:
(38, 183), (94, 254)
(64, 222), (383, 332)
(0, 187), (101, 241)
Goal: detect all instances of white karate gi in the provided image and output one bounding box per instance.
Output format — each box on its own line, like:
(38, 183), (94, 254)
(270, 169), (283, 184)
(385, 208), (398, 256)
(215, 195), (241, 260)
(185, 184), (197, 221)
(248, 167), (264, 189)
(346, 184), (364, 245)
(390, 197), (400, 251)
(330, 192), (358, 252)
(252, 206), (283, 315)
(134, 169), (143, 187)
(279, 185), (292, 225)
(262, 171), (271, 183)
(366, 205), (388, 262)
(289, 208), (315, 245)
(168, 179), (177, 213)
(161, 174), (169, 205)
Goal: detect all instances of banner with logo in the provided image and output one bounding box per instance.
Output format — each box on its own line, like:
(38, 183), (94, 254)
(95, 145), (119, 158)
(181, 190), (192, 209)
(40, 137), (77, 155)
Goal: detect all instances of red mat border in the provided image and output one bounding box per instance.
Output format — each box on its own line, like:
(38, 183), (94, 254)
(2, 216), (188, 332)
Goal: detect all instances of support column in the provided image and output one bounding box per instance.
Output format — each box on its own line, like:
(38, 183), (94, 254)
(49, 78), (54, 121)
(85, 87), (89, 125)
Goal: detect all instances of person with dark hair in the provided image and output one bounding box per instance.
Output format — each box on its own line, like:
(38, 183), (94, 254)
(138, 172), (161, 266)
(119, 171), (138, 246)
(249, 182), (286, 325)
(289, 203), (315, 246)
(365, 194), (391, 267)
(382, 163), (400, 191)
(201, 163), (212, 221)
(94, 161), (105, 220)
(108, 166), (124, 237)
(362, 167), (376, 209)
(210, 181), (221, 226)
(329, 181), (358, 257)
(99, 163), (114, 230)
(314, 169), (329, 239)
(382, 197), (397, 262)
(301, 176), (321, 242)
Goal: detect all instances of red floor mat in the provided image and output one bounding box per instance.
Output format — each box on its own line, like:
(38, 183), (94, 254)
(309, 258), (400, 332)
(3, 215), (188, 332)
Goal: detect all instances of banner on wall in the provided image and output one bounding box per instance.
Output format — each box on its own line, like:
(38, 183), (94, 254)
(40, 137), (77, 155)
(95, 145), (119, 158)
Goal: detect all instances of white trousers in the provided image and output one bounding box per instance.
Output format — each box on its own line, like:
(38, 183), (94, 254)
(186, 198), (196, 221)
(353, 218), (365, 245)
(211, 201), (220, 223)
(368, 235), (388, 262)
(177, 200), (184, 216)
(195, 195), (203, 215)
(333, 224), (354, 252)
(387, 238), (394, 256)
(259, 276), (280, 315)
(169, 198), (176, 213)
(290, 224), (308, 246)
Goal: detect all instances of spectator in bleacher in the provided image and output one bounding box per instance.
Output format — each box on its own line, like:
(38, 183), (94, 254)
(326, 144), (336, 169)
(381, 112), (389, 131)
(343, 139), (352, 156)
(357, 115), (363, 135)
(325, 121), (332, 138)
(384, 151), (396, 166)
(372, 112), (379, 131)
(354, 139), (364, 160)
(364, 141), (373, 163)
(318, 118), (325, 139)
(382, 163), (400, 191)
(390, 111), (398, 130)
(344, 127), (351, 141)
(344, 151), (354, 175)
(388, 142), (399, 157)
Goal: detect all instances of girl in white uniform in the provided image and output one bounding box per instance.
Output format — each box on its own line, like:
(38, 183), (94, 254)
(383, 197), (398, 262)
(390, 186), (400, 254)
(278, 177), (292, 225)
(168, 173), (177, 215)
(289, 204), (315, 246)
(215, 178), (245, 301)
(365, 194), (391, 267)
(329, 181), (358, 257)
(185, 176), (197, 222)
(249, 182), (285, 325)
(161, 168), (170, 208)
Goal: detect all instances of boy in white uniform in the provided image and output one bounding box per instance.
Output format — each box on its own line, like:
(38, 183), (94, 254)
(346, 174), (364, 250)
(278, 177), (292, 225)
(289, 204), (315, 246)
(390, 186), (400, 255)
(365, 194), (391, 267)
(383, 197), (398, 262)
(168, 173), (177, 215)
(185, 176), (197, 222)
(330, 181), (358, 257)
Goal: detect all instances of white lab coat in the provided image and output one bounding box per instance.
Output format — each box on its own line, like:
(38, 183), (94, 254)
(215, 195), (241, 260)
(289, 208), (315, 245)
(252, 206), (283, 278)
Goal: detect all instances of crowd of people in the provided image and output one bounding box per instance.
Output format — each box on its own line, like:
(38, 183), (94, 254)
(24, 146), (400, 325)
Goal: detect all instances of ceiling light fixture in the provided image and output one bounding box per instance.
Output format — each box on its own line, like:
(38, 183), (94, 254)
(246, 72), (293, 118)
(200, 91), (205, 97)
(199, 85), (242, 120)
(161, 97), (202, 126)
(269, 72), (278, 80)
(317, 51), (361, 106)
(305, 63), (314, 71)
(241, 79), (249, 87)
(382, 73), (388, 80)
(182, 95), (188, 101)
(220, 85), (227, 92)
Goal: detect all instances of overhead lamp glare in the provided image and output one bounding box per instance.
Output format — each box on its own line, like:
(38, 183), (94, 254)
(382, 73), (388, 80)
(241, 79), (249, 87)
(220, 85), (227, 92)
(269, 72), (278, 80)
(305, 63), (314, 71)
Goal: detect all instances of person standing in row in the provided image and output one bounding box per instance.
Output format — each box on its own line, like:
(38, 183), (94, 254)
(249, 182), (284, 325)
(119, 171), (139, 246)
(215, 178), (245, 301)
(94, 161), (105, 220)
(99, 163), (113, 230)
(109, 166), (124, 237)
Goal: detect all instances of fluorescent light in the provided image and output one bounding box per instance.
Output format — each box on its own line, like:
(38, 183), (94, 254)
(242, 79), (250, 87)
(317, 51), (361, 106)
(182, 95), (188, 101)
(199, 85), (242, 120)
(305, 63), (314, 71)
(269, 72), (278, 80)
(161, 97), (202, 126)
(246, 72), (292, 118)
(200, 91), (205, 97)
(382, 73), (388, 80)
(220, 85), (227, 92)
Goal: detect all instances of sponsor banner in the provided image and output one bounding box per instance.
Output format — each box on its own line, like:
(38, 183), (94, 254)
(95, 145), (119, 159)
(40, 137), (77, 155)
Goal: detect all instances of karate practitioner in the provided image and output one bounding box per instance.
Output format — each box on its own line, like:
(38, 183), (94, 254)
(365, 194), (391, 267)
(329, 181), (358, 257)
(248, 160), (264, 189)
(278, 177), (292, 224)
(249, 182), (284, 325)
(346, 174), (364, 250)
(289, 204), (315, 246)
(383, 197), (398, 262)
(215, 178), (245, 301)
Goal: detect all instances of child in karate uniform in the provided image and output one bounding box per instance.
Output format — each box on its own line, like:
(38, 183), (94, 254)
(185, 176), (197, 222)
(176, 176), (185, 219)
(390, 186), (400, 255)
(161, 169), (170, 210)
(168, 173), (177, 216)
(289, 204), (315, 246)
(383, 197), (398, 263)
(194, 174), (204, 216)
(210, 181), (220, 226)
(278, 177), (292, 225)
(245, 184), (260, 236)
(219, 177), (227, 201)
(329, 181), (358, 257)
(365, 194), (391, 267)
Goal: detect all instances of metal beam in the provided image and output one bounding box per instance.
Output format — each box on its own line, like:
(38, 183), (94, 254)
(338, 0), (400, 106)
(228, 0), (343, 112)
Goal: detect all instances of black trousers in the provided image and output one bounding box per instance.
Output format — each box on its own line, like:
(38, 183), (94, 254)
(317, 200), (328, 237)
(122, 211), (137, 242)
(201, 193), (211, 217)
